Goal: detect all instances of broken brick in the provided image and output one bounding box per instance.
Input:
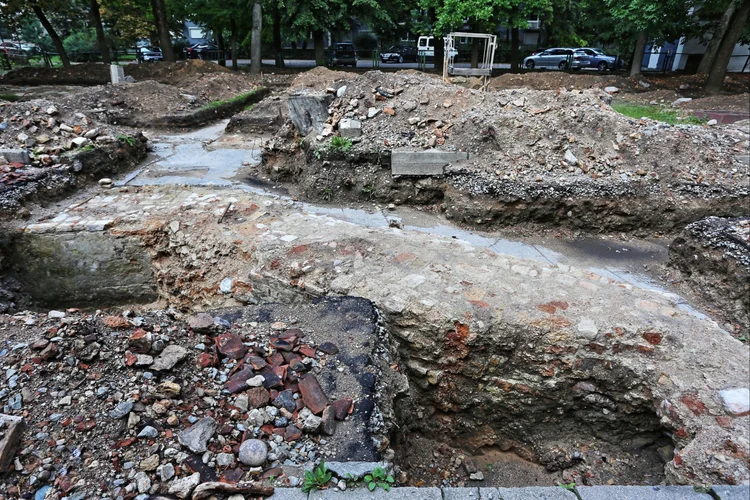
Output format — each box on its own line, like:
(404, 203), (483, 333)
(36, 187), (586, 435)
(128, 329), (152, 353)
(215, 333), (247, 360)
(246, 387), (270, 409)
(331, 398), (353, 420)
(642, 331), (663, 345)
(299, 374), (328, 415)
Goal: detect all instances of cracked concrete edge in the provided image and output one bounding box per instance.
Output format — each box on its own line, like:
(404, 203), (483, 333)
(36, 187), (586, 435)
(269, 485), (750, 499)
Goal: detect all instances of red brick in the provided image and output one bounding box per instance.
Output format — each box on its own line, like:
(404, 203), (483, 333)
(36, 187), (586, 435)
(681, 394), (708, 416)
(246, 387), (270, 409)
(215, 333), (247, 360)
(642, 331), (663, 345)
(299, 374), (328, 414)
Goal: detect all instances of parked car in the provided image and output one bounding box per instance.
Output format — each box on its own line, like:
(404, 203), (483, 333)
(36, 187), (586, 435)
(380, 44), (418, 63)
(327, 43), (357, 67)
(523, 48), (589, 70)
(0, 42), (24, 57)
(575, 47), (622, 71)
(416, 36), (458, 60)
(184, 42), (219, 59)
(137, 46), (163, 63)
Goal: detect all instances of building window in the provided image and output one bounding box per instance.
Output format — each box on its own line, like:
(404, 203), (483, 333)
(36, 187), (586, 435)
(188, 27), (205, 40)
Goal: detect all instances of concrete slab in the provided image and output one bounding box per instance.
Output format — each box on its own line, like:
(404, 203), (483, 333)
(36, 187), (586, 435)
(0, 148), (30, 164)
(110, 64), (125, 85)
(444, 487), (481, 499)
(288, 92), (334, 136)
(391, 149), (469, 176)
(339, 119), (362, 138)
(309, 487), (442, 499)
(712, 486), (750, 500)
(0, 414), (24, 472)
(577, 486), (713, 499)
(479, 487), (576, 499)
(268, 488), (309, 499)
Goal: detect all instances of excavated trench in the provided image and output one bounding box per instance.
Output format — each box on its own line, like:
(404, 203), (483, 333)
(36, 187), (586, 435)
(1, 211), (678, 488)
(1, 122), (742, 488)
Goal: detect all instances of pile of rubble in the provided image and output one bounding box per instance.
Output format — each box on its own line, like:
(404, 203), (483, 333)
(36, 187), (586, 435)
(0, 301), (382, 499)
(0, 98), (146, 217)
(668, 216), (750, 333)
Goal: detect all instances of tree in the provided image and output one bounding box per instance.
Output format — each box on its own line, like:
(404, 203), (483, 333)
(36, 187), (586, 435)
(89, 0), (110, 64)
(250, 0), (261, 73)
(31, 3), (71, 66)
(697, 0), (738, 74)
(151, 0), (174, 61)
(605, 0), (695, 77)
(420, 0), (553, 72)
(706, 0), (750, 93)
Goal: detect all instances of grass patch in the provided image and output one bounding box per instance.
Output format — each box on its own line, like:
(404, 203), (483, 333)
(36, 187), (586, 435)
(329, 135), (352, 152)
(200, 90), (260, 112)
(0, 93), (21, 102)
(611, 102), (706, 125)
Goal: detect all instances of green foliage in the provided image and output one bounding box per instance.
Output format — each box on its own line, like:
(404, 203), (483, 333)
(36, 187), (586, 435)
(79, 144), (96, 152)
(302, 461), (332, 493)
(329, 136), (353, 152)
(63, 28), (99, 54)
(117, 134), (136, 147)
(364, 467), (395, 492)
(611, 103), (707, 125)
(199, 90), (259, 112)
(0, 94), (21, 102)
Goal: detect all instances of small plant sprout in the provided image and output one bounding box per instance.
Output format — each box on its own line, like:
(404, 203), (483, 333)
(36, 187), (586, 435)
(364, 466), (395, 492)
(302, 461), (332, 493)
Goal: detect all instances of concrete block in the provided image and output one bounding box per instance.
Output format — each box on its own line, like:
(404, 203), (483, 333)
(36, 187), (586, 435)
(479, 487), (577, 499)
(338, 119), (362, 139)
(0, 414), (24, 472)
(444, 487), (480, 499)
(110, 64), (125, 85)
(268, 488), (309, 499)
(0, 148), (30, 164)
(287, 92), (334, 136)
(310, 487), (441, 499)
(711, 486), (750, 500)
(315, 461), (389, 480)
(391, 149), (469, 176)
(577, 485), (714, 500)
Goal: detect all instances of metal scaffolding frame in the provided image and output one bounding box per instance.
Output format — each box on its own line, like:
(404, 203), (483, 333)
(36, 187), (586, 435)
(443, 32), (497, 89)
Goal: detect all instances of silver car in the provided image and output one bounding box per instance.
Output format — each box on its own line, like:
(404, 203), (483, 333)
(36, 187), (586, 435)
(523, 48), (590, 70)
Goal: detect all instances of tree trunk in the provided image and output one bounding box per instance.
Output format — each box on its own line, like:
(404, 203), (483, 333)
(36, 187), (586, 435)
(272, 5), (284, 68)
(250, 0), (262, 74)
(217, 29), (226, 67)
(697, 0), (738, 74)
(434, 36), (444, 72)
(152, 0), (174, 62)
(314, 31), (325, 66)
(32, 5), (70, 67)
(89, 0), (110, 64)
(706, 0), (750, 93)
(510, 26), (519, 71)
(230, 18), (238, 70)
(471, 37), (479, 68)
(629, 30), (648, 77)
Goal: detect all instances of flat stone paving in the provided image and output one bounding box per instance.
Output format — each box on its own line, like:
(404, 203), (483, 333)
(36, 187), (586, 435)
(269, 486), (749, 499)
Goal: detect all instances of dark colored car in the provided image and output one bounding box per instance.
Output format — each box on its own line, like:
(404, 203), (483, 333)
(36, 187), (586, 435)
(137, 46), (163, 63)
(380, 44), (418, 63)
(184, 42), (219, 60)
(575, 47), (623, 71)
(327, 43), (357, 67)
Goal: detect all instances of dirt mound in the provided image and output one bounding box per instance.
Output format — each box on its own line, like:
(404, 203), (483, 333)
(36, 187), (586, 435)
(290, 66), (350, 90)
(490, 71), (633, 91)
(124, 59), (230, 86)
(0, 63), (109, 86)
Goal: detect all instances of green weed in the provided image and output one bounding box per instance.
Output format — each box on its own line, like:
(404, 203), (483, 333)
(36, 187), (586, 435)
(117, 134), (136, 147)
(329, 135), (353, 152)
(200, 89), (260, 112)
(611, 102), (706, 125)
(302, 461), (332, 493)
(364, 466), (395, 492)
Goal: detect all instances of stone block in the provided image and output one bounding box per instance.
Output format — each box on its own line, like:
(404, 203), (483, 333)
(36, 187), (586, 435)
(712, 485), (750, 500)
(391, 149), (469, 176)
(577, 486), (713, 500)
(287, 92), (334, 136)
(0, 148), (30, 164)
(444, 487), (481, 499)
(110, 64), (125, 85)
(309, 487), (441, 499)
(479, 487), (577, 499)
(338, 118), (362, 138)
(0, 414), (24, 472)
